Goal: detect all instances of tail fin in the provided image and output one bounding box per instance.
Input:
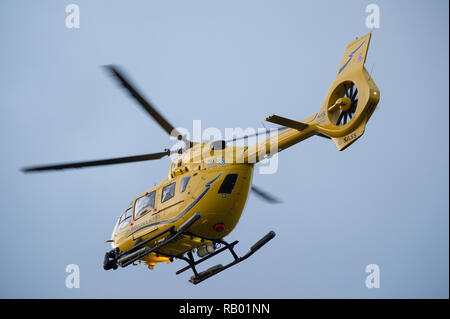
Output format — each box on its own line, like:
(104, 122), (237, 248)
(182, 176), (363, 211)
(322, 32), (380, 150)
(336, 33), (371, 78)
(308, 32), (380, 150)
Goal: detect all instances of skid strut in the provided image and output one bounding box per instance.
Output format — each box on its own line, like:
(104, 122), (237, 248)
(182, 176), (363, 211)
(177, 230), (276, 285)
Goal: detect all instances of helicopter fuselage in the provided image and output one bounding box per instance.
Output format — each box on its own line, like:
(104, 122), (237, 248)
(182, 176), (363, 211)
(111, 144), (256, 267)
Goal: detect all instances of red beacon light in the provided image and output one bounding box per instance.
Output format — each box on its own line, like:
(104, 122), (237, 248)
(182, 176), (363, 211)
(213, 223), (225, 232)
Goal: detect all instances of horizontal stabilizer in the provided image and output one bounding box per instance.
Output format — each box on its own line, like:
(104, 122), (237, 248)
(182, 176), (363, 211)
(265, 114), (308, 131)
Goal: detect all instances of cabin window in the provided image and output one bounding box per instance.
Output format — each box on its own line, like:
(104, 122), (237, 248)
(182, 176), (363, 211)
(161, 182), (176, 203)
(218, 174), (238, 194)
(134, 191), (156, 220)
(118, 207), (132, 230)
(180, 176), (191, 193)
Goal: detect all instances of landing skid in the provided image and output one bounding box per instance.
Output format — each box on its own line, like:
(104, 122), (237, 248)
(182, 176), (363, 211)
(177, 231), (276, 285)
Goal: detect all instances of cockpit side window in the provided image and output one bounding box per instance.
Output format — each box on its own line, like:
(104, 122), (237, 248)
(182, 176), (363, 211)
(180, 176), (191, 193)
(161, 182), (176, 203)
(134, 191), (156, 220)
(218, 174), (238, 194)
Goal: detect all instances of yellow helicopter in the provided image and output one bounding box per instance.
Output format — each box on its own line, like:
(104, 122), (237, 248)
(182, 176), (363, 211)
(22, 33), (380, 284)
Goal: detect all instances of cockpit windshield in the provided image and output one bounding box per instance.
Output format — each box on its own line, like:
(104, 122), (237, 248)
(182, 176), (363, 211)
(118, 207), (132, 230)
(114, 203), (133, 235)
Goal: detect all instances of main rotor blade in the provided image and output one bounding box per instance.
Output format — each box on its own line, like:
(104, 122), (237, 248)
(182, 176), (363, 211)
(251, 185), (282, 204)
(225, 127), (289, 144)
(21, 151), (170, 173)
(104, 65), (191, 147)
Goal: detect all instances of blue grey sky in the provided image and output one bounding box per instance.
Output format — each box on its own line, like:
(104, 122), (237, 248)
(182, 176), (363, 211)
(0, 0), (448, 298)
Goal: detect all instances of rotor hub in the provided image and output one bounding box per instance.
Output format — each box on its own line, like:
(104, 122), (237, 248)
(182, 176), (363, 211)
(327, 81), (359, 126)
(337, 97), (352, 112)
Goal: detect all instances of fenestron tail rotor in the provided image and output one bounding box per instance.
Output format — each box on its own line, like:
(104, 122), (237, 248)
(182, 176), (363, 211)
(328, 81), (359, 126)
